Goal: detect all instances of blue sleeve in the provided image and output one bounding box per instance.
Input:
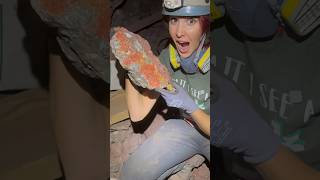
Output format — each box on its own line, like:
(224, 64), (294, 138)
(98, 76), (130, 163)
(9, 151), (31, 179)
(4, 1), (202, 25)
(210, 72), (280, 164)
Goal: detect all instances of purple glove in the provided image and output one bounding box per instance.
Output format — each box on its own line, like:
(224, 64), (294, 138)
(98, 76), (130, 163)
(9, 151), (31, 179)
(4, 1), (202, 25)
(211, 72), (281, 164)
(156, 83), (198, 114)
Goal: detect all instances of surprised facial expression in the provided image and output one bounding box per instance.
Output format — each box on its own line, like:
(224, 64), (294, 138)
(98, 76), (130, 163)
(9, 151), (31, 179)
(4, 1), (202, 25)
(168, 16), (203, 58)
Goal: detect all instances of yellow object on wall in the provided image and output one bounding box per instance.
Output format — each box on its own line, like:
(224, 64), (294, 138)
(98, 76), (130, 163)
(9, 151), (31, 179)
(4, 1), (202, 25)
(211, 0), (224, 20)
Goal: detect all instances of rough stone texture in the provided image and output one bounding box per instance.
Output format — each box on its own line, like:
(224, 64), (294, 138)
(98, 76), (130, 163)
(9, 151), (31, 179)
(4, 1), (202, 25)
(111, 0), (170, 55)
(168, 155), (210, 180)
(110, 116), (210, 179)
(191, 163), (211, 180)
(30, 0), (109, 83)
(110, 27), (172, 90)
(111, 0), (162, 32)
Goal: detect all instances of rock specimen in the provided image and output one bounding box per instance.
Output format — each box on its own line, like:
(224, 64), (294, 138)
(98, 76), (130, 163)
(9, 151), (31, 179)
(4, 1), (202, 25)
(110, 27), (173, 91)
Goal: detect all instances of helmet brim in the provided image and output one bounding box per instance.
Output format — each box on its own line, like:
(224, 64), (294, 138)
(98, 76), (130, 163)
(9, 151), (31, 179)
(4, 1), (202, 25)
(162, 6), (210, 16)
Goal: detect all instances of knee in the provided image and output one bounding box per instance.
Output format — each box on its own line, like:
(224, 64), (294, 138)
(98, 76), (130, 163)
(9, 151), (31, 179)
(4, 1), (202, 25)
(120, 158), (159, 180)
(120, 161), (140, 180)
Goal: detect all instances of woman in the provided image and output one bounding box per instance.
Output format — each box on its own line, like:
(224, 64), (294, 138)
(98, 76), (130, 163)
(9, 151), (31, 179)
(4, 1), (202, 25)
(120, 0), (210, 179)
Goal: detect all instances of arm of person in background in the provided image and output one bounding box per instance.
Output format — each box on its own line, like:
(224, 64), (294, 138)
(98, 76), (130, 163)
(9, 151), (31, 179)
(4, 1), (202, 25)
(125, 77), (159, 122)
(157, 83), (210, 136)
(256, 146), (320, 180)
(212, 72), (320, 180)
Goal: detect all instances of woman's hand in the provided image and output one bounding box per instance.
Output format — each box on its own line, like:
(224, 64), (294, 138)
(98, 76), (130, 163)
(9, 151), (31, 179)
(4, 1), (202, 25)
(156, 82), (198, 114)
(157, 82), (211, 135)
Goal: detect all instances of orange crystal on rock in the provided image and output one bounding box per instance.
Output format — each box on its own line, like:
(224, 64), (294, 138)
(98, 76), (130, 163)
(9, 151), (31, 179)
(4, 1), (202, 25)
(110, 27), (172, 90)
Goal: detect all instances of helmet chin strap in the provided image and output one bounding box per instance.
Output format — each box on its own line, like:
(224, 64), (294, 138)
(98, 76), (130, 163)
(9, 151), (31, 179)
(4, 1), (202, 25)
(179, 33), (207, 74)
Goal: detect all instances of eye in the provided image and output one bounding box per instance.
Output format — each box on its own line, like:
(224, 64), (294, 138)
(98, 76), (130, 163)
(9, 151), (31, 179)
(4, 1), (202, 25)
(186, 17), (198, 25)
(169, 17), (178, 25)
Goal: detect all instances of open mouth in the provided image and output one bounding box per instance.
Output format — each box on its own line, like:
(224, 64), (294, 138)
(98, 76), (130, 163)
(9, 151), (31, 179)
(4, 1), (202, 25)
(176, 41), (190, 55)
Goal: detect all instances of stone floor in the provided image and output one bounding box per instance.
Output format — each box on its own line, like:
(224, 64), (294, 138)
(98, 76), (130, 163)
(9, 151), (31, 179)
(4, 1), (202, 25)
(110, 116), (210, 180)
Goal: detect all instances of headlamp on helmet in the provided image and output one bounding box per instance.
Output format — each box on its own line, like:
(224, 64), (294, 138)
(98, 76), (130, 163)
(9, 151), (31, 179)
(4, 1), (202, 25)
(163, 0), (183, 10)
(162, 0), (210, 16)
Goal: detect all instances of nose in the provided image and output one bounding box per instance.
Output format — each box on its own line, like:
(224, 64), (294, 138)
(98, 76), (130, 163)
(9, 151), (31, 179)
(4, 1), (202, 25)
(176, 20), (184, 38)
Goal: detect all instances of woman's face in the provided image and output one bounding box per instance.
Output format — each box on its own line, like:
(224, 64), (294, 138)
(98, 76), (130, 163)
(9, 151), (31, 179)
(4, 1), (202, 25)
(168, 16), (203, 58)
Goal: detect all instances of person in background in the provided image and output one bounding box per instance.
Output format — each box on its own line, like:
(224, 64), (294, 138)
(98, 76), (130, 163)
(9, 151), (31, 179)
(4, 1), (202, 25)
(211, 0), (320, 179)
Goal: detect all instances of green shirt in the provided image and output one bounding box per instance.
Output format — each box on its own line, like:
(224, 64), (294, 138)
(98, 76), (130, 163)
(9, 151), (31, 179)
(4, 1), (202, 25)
(158, 47), (210, 115)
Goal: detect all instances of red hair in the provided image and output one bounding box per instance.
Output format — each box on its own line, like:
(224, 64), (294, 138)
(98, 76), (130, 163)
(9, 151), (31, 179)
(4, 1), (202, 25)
(199, 15), (210, 34)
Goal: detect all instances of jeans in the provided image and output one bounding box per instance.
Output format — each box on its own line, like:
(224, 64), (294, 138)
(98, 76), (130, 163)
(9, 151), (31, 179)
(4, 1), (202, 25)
(120, 119), (210, 180)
